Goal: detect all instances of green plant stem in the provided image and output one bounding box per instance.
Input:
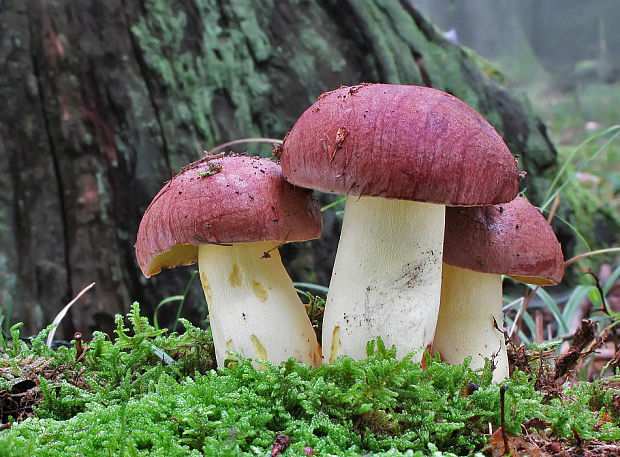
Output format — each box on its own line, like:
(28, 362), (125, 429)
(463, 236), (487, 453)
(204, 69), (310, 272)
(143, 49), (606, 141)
(153, 270), (199, 332)
(173, 270), (198, 333)
(564, 248), (620, 267)
(320, 196), (347, 212)
(293, 282), (329, 296)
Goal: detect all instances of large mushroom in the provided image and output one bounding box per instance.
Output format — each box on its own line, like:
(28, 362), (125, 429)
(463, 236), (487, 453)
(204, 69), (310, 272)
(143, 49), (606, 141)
(135, 155), (323, 367)
(280, 84), (519, 362)
(433, 195), (564, 382)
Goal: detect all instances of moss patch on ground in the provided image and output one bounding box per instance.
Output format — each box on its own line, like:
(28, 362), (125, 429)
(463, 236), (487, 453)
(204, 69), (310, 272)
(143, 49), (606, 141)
(0, 304), (618, 456)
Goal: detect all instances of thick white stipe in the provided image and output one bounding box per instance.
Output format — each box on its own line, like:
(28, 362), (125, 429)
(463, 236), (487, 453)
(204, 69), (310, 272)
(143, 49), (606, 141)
(198, 241), (321, 368)
(322, 196), (444, 363)
(433, 264), (509, 382)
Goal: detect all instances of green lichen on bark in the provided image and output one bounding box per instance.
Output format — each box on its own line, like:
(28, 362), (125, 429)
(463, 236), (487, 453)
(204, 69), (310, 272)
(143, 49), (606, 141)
(131, 0), (274, 164)
(132, 0), (557, 171)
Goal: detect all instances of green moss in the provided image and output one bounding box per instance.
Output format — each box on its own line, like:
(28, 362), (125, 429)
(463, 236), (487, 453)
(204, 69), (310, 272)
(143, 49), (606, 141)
(0, 307), (617, 456)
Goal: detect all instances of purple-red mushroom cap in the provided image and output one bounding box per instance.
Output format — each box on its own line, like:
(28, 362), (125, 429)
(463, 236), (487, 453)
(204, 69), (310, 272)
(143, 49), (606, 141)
(281, 83), (519, 205)
(443, 195), (565, 286)
(135, 155), (323, 278)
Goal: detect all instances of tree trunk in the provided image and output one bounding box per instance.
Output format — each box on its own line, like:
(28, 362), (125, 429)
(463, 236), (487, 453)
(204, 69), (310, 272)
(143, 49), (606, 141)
(0, 0), (564, 338)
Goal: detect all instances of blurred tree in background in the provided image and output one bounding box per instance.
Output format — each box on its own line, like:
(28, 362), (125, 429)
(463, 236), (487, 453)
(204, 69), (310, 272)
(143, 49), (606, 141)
(413, 0), (619, 87)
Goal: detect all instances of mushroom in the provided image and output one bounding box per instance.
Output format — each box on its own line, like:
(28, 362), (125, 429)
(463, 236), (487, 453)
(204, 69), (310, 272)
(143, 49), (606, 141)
(280, 84), (519, 362)
(135, 155), (323, 367)
(433, 195), (564, 382)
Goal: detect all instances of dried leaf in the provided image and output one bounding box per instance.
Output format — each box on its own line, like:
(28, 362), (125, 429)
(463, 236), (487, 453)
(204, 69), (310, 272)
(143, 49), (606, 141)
(483, 428), (549, 457)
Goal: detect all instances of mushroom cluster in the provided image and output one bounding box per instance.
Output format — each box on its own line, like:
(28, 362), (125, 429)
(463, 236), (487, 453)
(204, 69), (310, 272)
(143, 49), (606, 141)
(134, 83), (564, 377)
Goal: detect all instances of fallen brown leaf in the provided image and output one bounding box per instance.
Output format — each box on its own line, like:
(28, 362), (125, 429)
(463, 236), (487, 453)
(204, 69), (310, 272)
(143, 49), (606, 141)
(483, 428), (549, 456)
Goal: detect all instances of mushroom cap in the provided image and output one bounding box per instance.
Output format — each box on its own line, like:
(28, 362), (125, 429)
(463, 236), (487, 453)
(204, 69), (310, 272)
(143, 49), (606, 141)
(281, 84), (519, 205)
(135, 155), (323, 278)
(443, 196), (564, 285)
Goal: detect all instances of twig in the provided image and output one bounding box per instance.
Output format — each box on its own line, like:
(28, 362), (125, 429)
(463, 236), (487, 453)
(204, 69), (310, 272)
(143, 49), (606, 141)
(535, 310), (544, 343)
(546, 194), (561, 224)
(74, 332), (84, 361)
(206, 138), (283, 156)
(580, 268), (609, 315)
(580, 268), (620, 356)
(500, 386), (510, 455)
(509, 287), (538, 339)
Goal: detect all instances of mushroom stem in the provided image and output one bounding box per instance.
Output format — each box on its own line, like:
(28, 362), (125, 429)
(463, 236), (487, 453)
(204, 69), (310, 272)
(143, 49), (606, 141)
(198, 241), (321, 368)
(321, 196), (444, 363)
(433, 264), (509, 382)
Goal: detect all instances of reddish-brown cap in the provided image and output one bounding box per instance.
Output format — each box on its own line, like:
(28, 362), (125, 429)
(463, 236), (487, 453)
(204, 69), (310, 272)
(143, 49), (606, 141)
(281, 84), (519, 205)
(443, 196), (564, 285)
(135, 155), (323, 278)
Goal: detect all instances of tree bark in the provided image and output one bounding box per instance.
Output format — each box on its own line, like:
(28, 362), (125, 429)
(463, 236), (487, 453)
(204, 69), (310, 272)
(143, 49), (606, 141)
(0, 0), (565, 338)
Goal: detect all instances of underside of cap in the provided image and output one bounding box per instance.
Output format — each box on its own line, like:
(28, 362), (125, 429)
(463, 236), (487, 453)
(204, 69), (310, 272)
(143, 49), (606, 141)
(443, 196), (565, 285)
(135, 155), (323, 277)
(281, 84), (519, 205)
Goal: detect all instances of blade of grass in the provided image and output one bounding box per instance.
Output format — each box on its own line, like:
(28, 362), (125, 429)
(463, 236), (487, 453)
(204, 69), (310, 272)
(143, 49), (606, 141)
(1, 293), (12, 337)
(320, 196), (347, 212)
(293, 282), (329, 296)
(521, 309), (538, 340)
(46, 282), (95, 348)
(561, 285), (594, 323)
(505, 315), (530, 345)
(153, 295), (184, 330)
(172, 271), (198, 333)
(539, 211), (592, 252)
(205, 138), (283, 155)
(508, 294), (527, 338)
(603, 264), (620, 295)
(150, 344), (175, 366)
(153, 271), (199, 332)
(587, 287), (603, 309)
(502, 296), (524, 311)
(527, 284), (568, 335)
(541, 125), (620, 211)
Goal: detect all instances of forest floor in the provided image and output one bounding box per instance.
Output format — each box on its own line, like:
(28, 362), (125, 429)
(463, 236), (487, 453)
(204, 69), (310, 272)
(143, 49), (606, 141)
(0, 300), (618, 456)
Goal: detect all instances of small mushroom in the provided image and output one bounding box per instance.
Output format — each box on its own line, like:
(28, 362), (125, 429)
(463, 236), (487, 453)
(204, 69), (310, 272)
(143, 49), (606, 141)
(135, 155), (323, 367)
(433, 195), (564, 382)
(281, 84), (519, 362)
